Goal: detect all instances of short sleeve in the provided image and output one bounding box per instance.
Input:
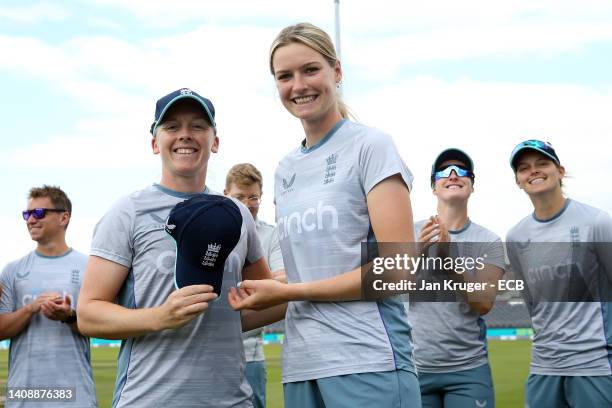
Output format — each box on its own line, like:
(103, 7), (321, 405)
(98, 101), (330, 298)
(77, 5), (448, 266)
(359, 131), (413, 195)
(0, 264), (15, 313)
(267, 226), (285, 272)
(482, 238), (507, 272)
(237, 204), (265, 265)
(90, 196), (135, 268)
(593, 211), (612, 282)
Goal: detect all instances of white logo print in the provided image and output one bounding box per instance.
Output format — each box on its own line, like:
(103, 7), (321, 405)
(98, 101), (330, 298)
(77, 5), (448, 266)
(324, 153), (338, 185)
(180, 88), (193, 95)
(278, 201), (339, 239)
(475, 400), (487, 407)
(202, 243), (221, 267)
(166, 224), (176, 230)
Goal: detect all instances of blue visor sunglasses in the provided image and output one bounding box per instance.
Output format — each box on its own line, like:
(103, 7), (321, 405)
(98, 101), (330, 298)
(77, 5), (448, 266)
(510, 139), (559, 170)
(433, 165), (473, 182)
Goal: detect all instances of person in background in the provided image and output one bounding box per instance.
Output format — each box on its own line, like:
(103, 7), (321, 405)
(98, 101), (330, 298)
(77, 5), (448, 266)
(0, 185), (97, 407)
(225, 162), (286, 408)
(407, 149), (505, 408)
(506, 139), (612, 407)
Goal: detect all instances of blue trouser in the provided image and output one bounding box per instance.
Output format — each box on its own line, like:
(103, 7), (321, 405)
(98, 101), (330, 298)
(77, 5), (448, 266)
(525, 373), (612, 408)
(418, 363), (494, 408)
(245, 361), (266, 408)
(284, 369), (421, 408)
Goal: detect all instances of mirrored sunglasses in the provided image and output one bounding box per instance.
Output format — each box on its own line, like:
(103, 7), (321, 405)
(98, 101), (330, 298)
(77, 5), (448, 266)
(434, 165), (473, 181)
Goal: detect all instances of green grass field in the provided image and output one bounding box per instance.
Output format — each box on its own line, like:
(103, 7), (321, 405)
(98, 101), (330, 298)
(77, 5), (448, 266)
(0, 340), (531, 407)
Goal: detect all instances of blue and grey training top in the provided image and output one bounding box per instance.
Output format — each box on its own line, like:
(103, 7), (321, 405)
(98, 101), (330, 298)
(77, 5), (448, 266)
(274, 119), (415, 383)
(506, 198), (612, 376)
(407, 220), (506, 373)
(90, 184), (264, 407)
(0, 249), (97, 408)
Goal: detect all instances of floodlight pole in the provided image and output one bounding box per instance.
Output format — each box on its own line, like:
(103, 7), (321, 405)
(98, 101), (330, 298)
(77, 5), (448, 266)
(334, 0), (342, 94)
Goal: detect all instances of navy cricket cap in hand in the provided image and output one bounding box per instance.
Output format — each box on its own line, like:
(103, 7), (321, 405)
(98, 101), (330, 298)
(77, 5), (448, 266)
(165, 194), (242, 295)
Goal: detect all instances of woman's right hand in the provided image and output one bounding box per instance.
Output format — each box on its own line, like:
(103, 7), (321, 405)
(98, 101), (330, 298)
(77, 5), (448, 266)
(228, 279), (289, 311)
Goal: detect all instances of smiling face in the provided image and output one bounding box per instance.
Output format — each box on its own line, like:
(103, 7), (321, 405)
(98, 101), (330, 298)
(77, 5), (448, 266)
(433, 159), (474, 203)
(272, 42), (342, 126)
(152, 99), (219, 187)
(225, 182), (262, 220)
(25, 196), (69, 244)
(514, 150), (565, 196)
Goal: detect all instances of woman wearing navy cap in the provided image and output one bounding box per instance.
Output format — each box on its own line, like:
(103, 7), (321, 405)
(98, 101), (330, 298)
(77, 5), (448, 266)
(407, 148), (505, 408)
(506, 139), (612, 407)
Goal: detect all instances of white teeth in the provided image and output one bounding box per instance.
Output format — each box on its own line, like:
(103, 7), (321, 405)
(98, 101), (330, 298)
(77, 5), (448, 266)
(446, 185), (462, 189)
(530, 178), (545, 185)
(175, 148), (195, 154)
(294, 96), (316, 104)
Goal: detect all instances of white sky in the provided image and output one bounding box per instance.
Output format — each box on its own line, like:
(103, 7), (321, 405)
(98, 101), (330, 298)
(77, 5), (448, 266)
(1, 0), (611, 267)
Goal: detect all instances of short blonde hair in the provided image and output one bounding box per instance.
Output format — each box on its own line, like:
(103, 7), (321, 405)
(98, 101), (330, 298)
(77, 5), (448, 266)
(225, 163), (263, 191)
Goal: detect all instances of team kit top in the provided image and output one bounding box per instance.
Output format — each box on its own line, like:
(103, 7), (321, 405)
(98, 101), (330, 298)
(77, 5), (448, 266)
(242, 219), (284, 363)
(90, 184), (264, 408)
(255, 219), (284, 275)
(274, 119), (415, 383)
(0, 250), (97, 408)
(506, 199), (612, 376)
(407, 220), (506, 373)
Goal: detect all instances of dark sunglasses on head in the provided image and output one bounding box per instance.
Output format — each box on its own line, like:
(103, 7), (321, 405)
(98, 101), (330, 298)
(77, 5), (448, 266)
(433, 165), (473, 182)
(22, 208), (67, 221)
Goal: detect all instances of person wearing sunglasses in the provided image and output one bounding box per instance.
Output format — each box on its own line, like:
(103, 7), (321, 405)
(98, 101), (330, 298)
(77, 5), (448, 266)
(224, 162), (286, 408)
(0, 185), (97, 407)
(406, 148), (505, 408)
(506, 140), (612, 407)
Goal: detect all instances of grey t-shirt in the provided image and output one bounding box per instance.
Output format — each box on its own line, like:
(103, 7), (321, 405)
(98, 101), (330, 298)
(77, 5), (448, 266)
(275, 119), (415, 383)
(407, 220), (506, 373)
(242, 219), (285, 363)
(90, 184), (264, 407)
(506, 199), (612, 376)
(0, 249), (97, 408)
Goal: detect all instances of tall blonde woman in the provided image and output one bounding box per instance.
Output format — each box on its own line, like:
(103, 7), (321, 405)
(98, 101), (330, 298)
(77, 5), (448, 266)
(229, 23), (421, 408)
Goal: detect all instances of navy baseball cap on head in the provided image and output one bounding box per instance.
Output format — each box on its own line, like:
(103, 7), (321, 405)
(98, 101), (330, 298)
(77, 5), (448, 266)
(510, 139), (560, 171)
(165, 194), (242, 295)
(431, 148), (475, 187)
(150, 88), (216, 135)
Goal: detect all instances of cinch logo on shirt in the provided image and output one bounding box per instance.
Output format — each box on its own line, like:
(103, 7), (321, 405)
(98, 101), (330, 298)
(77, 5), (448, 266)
(278, 201), (338, 240)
